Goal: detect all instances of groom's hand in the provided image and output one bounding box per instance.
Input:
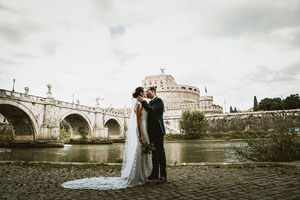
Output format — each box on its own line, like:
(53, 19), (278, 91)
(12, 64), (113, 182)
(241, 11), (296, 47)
(137, 95), (144, 102)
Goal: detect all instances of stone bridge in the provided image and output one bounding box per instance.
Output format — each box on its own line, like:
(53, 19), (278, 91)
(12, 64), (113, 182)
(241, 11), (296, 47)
(0, 89), (129, 142)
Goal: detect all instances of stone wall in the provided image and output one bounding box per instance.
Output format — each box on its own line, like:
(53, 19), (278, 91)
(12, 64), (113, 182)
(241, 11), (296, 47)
(206, 109), (300, 133)
(164, 109), (300, 134)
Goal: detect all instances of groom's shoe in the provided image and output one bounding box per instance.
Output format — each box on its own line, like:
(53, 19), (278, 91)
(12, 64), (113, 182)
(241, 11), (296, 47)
(147, 175), (159, 183)
(148, 175), (158, 180)
(157, 176), (167, 184)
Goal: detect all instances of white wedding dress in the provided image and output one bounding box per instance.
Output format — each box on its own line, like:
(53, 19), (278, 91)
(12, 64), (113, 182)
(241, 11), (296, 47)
(61, 99), (152, 190)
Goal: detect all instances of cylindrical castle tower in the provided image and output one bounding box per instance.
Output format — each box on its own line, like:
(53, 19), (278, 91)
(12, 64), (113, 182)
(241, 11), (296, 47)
(142, 74), (200, 106)
(141, 70), (223, 115)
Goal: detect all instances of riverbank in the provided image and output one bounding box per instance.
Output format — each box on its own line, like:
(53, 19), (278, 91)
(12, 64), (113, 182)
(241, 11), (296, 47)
(0, 138), (127, 148)
(0, 130), (298, 148)
(0, 140), (65, 148)
(0, 161), (300, 199)
(165, 130), (296, 141)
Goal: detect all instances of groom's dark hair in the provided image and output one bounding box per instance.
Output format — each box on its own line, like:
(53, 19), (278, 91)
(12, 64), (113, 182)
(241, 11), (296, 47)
(148, 86), (157, 93)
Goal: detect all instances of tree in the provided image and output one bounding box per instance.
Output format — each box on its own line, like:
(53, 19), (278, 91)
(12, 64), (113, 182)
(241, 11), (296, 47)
(78, 126), (89, 142)
(283, 94), (300, 109)
(59, 120), (71, 142)
(258, 98), (283, 111)
(234, 107), (237, 113)
(179, 110), (207, 139)
(253, 96), (259, 111)
(230, 106), (233, 113)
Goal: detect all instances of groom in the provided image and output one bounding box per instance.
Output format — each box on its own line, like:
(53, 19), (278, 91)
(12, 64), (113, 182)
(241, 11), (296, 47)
(137, 86), (167, 184)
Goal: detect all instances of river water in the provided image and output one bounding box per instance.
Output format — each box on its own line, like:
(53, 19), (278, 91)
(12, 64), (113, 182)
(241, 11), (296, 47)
(0, 140), (246, 164)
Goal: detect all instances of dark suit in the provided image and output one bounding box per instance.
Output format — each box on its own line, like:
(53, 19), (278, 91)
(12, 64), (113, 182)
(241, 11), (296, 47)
(142, 96), (167, 178)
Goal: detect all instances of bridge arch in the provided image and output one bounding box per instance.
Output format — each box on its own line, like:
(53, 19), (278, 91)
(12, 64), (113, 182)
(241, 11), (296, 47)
(0, 99), (39, 140)
(104, 117), (123, 137)
(59, 111), (93, 140)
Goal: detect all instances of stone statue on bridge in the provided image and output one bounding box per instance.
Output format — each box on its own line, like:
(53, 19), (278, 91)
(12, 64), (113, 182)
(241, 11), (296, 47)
(96, 97), (100, 107)
(46, 84), (52, 98)
(24, 87), (29, 96)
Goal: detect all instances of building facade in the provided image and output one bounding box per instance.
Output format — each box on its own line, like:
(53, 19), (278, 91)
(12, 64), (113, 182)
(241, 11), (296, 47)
(142, 72), (223, 115)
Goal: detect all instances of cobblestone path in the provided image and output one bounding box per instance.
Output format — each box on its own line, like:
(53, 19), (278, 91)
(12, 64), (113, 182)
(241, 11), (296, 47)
(0, 162), (300, 200)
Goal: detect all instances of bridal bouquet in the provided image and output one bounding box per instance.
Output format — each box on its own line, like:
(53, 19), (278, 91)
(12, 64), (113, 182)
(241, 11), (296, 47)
(141, 143), (155, 155)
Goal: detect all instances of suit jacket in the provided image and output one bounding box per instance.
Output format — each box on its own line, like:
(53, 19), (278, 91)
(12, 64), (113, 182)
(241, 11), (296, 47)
(141, 96), (166, 138)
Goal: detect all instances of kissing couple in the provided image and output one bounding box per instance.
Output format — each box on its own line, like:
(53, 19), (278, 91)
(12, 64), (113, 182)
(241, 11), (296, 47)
(61, 86), (167, 190)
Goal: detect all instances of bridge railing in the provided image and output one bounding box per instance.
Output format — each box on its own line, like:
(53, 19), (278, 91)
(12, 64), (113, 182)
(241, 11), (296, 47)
(0, 89), (130, 117)
(54, 100), (97, 111)
(0, 89), (47, 102)
(103, 108), (130, 117)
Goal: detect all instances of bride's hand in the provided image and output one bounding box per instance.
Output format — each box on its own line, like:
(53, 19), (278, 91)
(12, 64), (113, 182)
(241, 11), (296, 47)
(139, 135), (144, 143)
(137, 96), (144, 102)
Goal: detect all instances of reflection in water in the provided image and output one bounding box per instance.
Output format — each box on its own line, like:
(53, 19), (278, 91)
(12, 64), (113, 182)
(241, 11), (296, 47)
(0, 140), (246, 164)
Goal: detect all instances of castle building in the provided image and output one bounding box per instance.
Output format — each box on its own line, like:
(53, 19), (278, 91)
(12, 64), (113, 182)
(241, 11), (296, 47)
(142, 71), (223, 115)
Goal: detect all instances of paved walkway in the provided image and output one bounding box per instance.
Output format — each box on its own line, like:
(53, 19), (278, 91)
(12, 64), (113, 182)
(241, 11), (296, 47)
(0, 162), (300, 200)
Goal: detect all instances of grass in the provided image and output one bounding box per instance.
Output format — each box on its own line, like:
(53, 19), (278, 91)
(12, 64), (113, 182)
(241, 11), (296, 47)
(165, 130), (274, 141)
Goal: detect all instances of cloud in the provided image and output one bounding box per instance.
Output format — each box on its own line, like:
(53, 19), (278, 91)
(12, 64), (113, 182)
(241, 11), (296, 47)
(110, 25), (126, 36)
(0, 0), (300, 111)
(0, 21), (39, 44)
(227, 62), (300, 108)
(216, 1), (300, 37)
(0, 1), (24, 15)
(247, 65), (298, 83)
(0, 2), (40, 44)
(112, 48), (137, 65)
(41, 40), (59, 56)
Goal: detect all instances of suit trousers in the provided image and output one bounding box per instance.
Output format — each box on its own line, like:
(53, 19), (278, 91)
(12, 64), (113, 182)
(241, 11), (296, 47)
(150, 134), (167, 178)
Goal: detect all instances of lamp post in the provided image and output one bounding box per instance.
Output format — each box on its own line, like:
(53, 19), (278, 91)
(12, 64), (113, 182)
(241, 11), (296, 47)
(12, 79), (15, 92)
(224, 99), (227, 114)
(281, 95), (284, 110)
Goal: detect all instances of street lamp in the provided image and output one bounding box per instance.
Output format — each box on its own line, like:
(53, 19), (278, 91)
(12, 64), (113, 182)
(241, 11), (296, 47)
(12, 79), (15, 92)
(223, 99), (227, 114)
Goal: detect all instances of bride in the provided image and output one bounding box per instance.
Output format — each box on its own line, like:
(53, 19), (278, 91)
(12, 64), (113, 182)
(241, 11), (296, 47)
(61, 87), (152, 190)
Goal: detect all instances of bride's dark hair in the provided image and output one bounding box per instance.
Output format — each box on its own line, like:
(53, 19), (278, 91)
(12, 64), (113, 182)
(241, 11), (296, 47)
(132, 87), (144, 98)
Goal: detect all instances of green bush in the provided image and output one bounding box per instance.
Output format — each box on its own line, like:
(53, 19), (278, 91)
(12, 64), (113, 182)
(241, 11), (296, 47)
(236, 132), (300, 162)
(59, 128), (70, 142)
(165, 134), (185, 140)
(235, 116), (300, 162)
(179, 110), (207, 139)
(78, 126), (89, 142)
(59, 120), (71, 142)
(0, 126), (13, 142)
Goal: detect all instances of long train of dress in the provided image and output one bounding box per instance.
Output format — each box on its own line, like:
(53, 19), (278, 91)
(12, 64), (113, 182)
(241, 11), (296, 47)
(60, 100), (152, 190)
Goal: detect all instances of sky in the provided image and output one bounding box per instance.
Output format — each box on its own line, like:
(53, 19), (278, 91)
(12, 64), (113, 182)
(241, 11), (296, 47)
(0, 0), (299, 112)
